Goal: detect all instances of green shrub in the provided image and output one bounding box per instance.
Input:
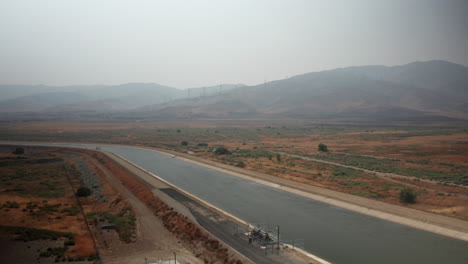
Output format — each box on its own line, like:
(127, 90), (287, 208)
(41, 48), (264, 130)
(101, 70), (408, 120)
(181, 141), (188, 146)
(76, 186), (92, 197)
(61, 206), (79, 216)
(235, 161), (246, 168)
(64, 240), (75, 246)
(99, 211), (135, 243)
(318, 143), (328, 152)
(12, 147), (25, 155)
(0, 226), (74, 242)
(276, 153), (282, 163)
(400, 188), (417, 203)
(3, 201), (20, 208)
(214, 147), (231, 155)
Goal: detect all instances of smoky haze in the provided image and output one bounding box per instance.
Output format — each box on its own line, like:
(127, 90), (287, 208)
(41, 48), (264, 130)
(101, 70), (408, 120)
(0, 0), (467, 88)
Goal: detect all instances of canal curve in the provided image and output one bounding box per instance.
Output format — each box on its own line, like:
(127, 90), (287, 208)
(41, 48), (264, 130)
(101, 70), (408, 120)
(4, 142), (468, 264)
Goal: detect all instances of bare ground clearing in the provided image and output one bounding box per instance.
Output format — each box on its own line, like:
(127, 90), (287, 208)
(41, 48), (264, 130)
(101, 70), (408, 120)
(0, 147), (97, 263)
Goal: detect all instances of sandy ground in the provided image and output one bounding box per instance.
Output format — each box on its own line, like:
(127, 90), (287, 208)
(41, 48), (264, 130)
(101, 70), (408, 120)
(83, 154), (203, 264)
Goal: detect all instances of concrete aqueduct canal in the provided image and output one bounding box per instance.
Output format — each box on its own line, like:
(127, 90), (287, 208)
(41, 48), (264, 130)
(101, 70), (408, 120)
(5, 143), (468, 264)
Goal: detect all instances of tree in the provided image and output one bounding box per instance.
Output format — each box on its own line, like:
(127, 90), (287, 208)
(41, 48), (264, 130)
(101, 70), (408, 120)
(12, 147), (24, 155)
(181, 141), (188, 146)
(318, 143), (328, 152)
(400, 188), (417, 203)
(214, 146), (231, 155)
(76, 186), (92, 197)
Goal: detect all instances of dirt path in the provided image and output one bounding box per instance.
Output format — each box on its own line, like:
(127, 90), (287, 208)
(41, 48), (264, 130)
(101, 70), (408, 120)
(278, 151), (468, 194)
(83, 154), (202, 264)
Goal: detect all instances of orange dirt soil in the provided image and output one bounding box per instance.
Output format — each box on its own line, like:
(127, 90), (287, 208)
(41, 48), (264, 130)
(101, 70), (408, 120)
(74, 149), (244, 264)
(0, 153), (97, 257)
(3, 122), (467, 219)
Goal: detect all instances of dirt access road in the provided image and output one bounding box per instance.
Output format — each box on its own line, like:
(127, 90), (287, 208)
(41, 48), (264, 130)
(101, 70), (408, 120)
(278, 151), (468, 191)
(83, 154), (203, 264)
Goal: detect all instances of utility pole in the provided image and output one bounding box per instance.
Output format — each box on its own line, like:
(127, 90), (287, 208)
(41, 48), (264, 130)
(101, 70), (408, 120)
(277, 225), (280, 253)
(174, 252), (177, 264)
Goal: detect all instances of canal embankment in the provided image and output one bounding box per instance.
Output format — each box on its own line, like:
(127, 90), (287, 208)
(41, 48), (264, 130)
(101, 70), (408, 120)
(103, 151), (326, 264)
(149, 147), (468, 242)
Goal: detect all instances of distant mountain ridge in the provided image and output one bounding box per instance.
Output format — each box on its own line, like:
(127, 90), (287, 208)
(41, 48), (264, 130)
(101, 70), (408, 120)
(0, 60), (466, 121)
(0, 83), (245, 113)
(134, 60), (467, 121)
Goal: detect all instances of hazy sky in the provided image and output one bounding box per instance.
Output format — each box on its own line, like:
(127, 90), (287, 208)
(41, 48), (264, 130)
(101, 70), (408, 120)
(0, 0), (467, 88)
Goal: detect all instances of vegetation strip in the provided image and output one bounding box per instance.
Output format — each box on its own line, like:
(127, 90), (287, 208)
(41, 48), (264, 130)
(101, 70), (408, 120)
(62, 162), (103, 261)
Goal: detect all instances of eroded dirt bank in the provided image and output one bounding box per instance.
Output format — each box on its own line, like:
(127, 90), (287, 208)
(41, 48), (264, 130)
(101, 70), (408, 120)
(74, 148), (249, 264)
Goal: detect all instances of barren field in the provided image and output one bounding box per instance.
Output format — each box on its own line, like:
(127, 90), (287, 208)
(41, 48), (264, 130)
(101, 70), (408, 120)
(0, 146), (98, 263)
(1, 120), (467, 223)
(0, 145), (204, 264)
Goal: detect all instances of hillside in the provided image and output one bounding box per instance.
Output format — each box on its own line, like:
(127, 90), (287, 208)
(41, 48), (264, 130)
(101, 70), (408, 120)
(136, 60), (467, 121)
(0, 83), (244, 113)
(0, 60), (466, 121)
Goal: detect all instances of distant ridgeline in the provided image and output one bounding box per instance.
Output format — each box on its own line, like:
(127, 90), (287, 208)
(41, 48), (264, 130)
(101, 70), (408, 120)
(1, 60), (466, 122)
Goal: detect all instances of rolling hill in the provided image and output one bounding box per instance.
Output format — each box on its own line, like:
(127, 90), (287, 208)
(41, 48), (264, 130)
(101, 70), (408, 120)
(0, 83), (244, 113)
(0, 60), (466, 122)
(135, 60), (467, 121)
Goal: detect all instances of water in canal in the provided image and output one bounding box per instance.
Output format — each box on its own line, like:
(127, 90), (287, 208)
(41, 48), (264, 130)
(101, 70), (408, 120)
(6, 143), (468, 263)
